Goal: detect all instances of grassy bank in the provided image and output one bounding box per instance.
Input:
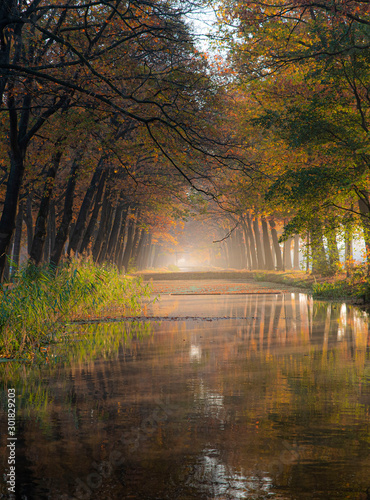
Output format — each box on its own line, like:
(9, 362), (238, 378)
(0, 259), (151, 360)
(253, 268), (370, 303)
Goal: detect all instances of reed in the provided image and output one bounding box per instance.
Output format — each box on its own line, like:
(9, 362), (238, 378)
(0, 258), (151, 360)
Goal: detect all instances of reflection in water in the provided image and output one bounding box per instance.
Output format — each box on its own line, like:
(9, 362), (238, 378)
(189, 344), (202, 362)
(0, 292), (370, 499)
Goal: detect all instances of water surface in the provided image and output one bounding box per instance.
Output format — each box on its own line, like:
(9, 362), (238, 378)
(1, 292), (369, 499)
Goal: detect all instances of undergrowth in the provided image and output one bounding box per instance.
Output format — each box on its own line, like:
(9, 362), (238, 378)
(312, 266), (370, 302)
(0, 259), (151, 360)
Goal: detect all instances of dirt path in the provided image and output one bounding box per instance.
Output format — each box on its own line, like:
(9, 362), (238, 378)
(138, 271), (308, 295)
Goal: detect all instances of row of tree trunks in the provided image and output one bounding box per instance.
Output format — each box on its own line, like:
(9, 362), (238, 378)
(269, 218), (283, 270)
(217, 215), (299, 270)
(50, 153), (81, 267)
(68, 158), (105, 256)
(225, 215), (295, 271)
(80, 169), (107, 255)
(29, 148), (63, 265)
(93, 181), (114, 263)
(261, 217), (274, 269)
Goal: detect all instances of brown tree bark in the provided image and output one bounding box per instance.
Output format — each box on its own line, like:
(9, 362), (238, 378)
(326, 231), (339, 271)
(252, 217), (265, 269)
(284, 238), (293, 270)
(293, 235), (300, 270)
(115, 210), (130, 268)
(268, 218), (283, 270)
(137, 232), (152, 270)
(242, 216), (258, 270)
(358, 194), (370, 269)
(0, 96), (27, 280)
(344, 220), (353, 277)
(30, 150), (63, 265)
(121, 210), (138, 271)
(79, 170), (107, 255)
(68, 159), (105, 256)
(0, 79), (68, 279)
(24, 193), (34, 256)
(240, 222), (252, 270)
(12, 199), (24, 271)
(106, 198), (127, 263)
(261, 216), (274, 270)
(131, 228), (146, 269)
(50, 154), (81, 267)
(93, 185), (114, 263)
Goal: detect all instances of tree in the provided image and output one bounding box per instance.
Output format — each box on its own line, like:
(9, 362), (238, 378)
(216, 0), (370, 270)
(0, 0), (230, 279)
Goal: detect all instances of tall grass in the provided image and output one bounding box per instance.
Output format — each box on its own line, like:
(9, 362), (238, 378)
(0, 259), (151, 360)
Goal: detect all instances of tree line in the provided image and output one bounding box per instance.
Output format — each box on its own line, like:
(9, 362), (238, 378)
(1, 0), (370, 280)
(215, 0), (370, 274)
(0, 0), (234, 280)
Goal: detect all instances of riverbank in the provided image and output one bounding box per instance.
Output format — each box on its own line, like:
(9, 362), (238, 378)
(138, 268), (370, 304)
(253, 270), (370, 304)
(0, 260), (151, 360)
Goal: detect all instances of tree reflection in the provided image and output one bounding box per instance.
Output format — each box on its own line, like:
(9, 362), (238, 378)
(0, 294), (369, 499)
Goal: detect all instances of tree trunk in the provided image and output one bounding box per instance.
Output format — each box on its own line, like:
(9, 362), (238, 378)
(284, 238), (293, 270)
(115, 210), (129, 268)
(131, 228), (146, 269)
(229, 230), (241, 268)
(306, 233), (310, 273)
(29, 150), (63, 265)
(92, 184), (113, 262)
(236, 229), (246, 269)
(293, 234), (300, 270)
(240, 222), (252, 270)
(126, 222), (143, 271)
(3, 232), (14, 283)
(0, 121), (26, 280)
(326, 230), (339, 272)
(121, 210), (137, 271)
(311, 220), (327, 275)
(138, 233), (152, 270)
(243, 216), (258, 270)
(252, 217), (264, 269)
(80, 170), (107, 255)
(152, 245), (161, 268)
(0, 0), (14, 104)
(96, 197), (115, 264)
(12, 199), (24, 271)
(43, 222), (50, 263)
(268, 218), (283, 270)
(261, 217), (274, 270)
(24, 193), (34, 256)
(50, 154), (80, 267)
(0, 76), (68, 279)
(223, 241), (230, 268)
(345, 221), (353, 277)
(43, 202), (55, 264)
(106, 198), (127, 263)
(68, 160), (105, 256)
(358, 194), (370, 271)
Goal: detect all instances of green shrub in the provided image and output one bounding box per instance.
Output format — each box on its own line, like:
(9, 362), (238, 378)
(253, 272), (268, 282)
(312, 281), (349, 299)
(167, 264), (180, 272)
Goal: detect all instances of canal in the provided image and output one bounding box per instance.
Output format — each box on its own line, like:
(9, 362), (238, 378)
(1, 285), (370, 499)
